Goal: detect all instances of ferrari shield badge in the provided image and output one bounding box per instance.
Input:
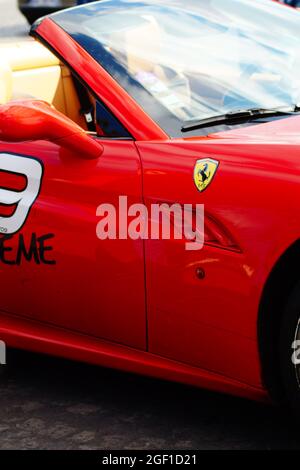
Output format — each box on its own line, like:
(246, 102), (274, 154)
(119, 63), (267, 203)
(193, 158), (219, 192)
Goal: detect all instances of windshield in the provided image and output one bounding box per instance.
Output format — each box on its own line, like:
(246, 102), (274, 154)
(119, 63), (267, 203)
(51, 0), (300, 137)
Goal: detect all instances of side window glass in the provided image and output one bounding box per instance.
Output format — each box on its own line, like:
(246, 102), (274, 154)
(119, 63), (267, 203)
(95, 101), (131, 139)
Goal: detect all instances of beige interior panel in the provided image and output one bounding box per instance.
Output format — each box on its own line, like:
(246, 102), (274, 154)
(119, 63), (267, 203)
(0, 60), (12, 104)
(60, 65), (87, 130)
(0, 41), (59, 71)
(12, 65), (67, 115)
(0, 40), (88, 129)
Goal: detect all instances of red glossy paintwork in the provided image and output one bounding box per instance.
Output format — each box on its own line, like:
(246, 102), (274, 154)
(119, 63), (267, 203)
(0, 311), (268, 402)
(0, 100), (103, 159)
(1, 17), (300, 404)
(137, 116), (300, 389)
(0, 138), (146, 350)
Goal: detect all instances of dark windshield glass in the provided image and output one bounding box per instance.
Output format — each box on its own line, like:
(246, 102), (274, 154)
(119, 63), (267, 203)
(51, 0), (300, 137)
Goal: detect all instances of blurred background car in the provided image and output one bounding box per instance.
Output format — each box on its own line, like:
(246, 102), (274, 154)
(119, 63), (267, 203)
(276, 0), (300, 7)
(18, 0), (95, 24)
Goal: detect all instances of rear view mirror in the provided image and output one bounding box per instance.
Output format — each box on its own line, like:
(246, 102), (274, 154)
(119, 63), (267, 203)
(0, 100), (103, 159)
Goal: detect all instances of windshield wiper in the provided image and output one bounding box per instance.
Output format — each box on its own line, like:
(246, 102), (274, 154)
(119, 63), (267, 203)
(181, 108), (296, 133)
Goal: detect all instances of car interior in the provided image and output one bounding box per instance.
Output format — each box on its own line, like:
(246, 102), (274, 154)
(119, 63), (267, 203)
(0, 40), (95, 132)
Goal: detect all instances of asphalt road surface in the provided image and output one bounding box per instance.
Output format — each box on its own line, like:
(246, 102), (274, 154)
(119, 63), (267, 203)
(0, 0), (29, 38)
(0, 348), (300, 450)
(1, 0), (300, 451)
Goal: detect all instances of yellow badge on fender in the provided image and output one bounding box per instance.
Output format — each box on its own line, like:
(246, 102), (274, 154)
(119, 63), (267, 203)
(193, 158), (219, 192)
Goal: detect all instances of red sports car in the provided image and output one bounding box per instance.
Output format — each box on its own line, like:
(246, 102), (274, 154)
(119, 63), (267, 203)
(1, 0), (300, 414)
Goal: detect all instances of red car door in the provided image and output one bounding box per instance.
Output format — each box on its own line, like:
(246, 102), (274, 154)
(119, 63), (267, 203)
(0, 137), (146, 350)
(138, 140), (262, 387)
